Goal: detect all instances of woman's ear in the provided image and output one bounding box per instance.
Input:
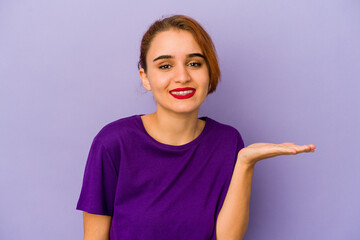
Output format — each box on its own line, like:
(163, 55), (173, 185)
(139, 68), (151, 91)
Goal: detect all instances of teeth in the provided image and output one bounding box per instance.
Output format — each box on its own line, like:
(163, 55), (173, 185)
(171, 90), (194, 96)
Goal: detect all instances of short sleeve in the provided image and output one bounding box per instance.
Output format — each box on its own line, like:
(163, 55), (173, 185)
(76, 137), (118, 216)
(235, 129), (245, 154)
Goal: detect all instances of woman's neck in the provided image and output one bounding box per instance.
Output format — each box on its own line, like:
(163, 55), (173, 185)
(142, 109), (205, 146)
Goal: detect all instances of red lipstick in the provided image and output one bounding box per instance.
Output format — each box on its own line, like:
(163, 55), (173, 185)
(169, 87), (196, 99)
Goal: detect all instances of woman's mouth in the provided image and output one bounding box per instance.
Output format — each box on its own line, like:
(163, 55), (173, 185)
(169, 88), (196, 99)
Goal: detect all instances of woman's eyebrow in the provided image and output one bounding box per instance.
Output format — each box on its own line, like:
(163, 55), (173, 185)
(153, 53), (205, 62)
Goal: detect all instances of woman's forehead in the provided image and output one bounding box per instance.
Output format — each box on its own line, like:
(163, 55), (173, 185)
(147, 30), (202, 58)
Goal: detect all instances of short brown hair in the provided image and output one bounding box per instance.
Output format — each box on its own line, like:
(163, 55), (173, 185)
(137, 15), (221, 95)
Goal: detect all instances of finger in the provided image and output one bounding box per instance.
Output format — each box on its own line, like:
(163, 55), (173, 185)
(293, 145), (315, 153)
(277, 145), (304, 155)
(309, 144), (316, 150)
(302, 144), (317, 152)
(282, 142), (296, 146)
(277, 145), (298, 155)
(303, 145), (313, 152)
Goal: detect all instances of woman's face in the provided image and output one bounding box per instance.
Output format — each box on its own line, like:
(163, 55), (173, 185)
(139, 29), (210, 115)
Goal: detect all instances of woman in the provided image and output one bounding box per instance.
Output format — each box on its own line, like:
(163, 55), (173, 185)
(76, 15), (316, 240)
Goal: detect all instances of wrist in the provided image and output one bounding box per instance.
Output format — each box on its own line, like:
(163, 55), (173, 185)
(235, 158), (255, 171)
(236, 154), (256, 168)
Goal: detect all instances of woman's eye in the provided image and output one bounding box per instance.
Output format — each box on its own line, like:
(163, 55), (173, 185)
(159, 64), (171, 69)
(159, 62), (202, 70)
(189, 62), (202, 67)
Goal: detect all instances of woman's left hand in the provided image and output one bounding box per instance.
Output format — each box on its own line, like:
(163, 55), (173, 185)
(236, 142), (316, 167)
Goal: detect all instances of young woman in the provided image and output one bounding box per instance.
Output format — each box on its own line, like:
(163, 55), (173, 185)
(76, 15), (316, 240)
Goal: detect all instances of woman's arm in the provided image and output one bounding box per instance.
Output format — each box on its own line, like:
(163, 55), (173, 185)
(216, 162), (254, 240)
(83, 211), (112, 240)
(216, 142), (315, 240)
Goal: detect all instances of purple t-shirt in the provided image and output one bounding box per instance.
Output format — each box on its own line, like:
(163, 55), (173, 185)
(76, 114), (244, 240)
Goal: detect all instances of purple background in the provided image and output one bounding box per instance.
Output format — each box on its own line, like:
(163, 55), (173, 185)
(1, 0), (359, 239)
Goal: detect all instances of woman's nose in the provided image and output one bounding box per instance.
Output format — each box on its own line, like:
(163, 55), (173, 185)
(174, 65), (191, 83)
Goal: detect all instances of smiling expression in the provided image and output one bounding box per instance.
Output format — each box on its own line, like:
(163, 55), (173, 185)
(139, 29), (210, 115)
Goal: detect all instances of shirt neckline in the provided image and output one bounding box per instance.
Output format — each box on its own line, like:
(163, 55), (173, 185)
(135, 114), (211, 150)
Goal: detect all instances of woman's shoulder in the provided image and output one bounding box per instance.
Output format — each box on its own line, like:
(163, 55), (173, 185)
(206, 117), (244, 150)
(92, 114), (140, 144)
(206, 116), (241, 136)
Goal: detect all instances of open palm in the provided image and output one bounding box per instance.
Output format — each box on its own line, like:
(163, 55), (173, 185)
(237, 142), (316, 167)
